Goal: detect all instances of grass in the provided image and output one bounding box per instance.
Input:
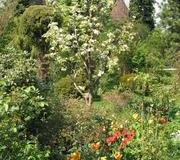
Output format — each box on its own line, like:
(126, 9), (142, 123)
(92, 100), (136, 127)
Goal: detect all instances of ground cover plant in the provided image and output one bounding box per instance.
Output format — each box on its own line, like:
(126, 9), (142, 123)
(0, 0), (179, 159)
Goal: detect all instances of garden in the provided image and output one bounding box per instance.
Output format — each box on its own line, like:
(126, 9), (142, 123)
(0, 0), (179, 160)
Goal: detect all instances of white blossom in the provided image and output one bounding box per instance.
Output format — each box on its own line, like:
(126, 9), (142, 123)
(43, 0), (136, 96)
(98, 70), (104, 77)
(93, 29), (100, 35)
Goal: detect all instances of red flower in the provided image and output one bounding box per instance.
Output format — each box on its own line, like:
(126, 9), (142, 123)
(118, 130), (136, 150)
(106, 136), (117, 143)
(113, 131), (122, 138)
(121, 138), (128, 145)
(126, 130), (135, 141)
(106, 129), (136, 148)
(118, 138), (128, 150)
(121, 128), (128, 136)
(122, 130), (135, 140)
(130, 130), (136, 137)
(118, 144), (126, 150)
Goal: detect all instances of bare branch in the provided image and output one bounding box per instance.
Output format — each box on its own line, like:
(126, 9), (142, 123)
(73, 82), (84, 96)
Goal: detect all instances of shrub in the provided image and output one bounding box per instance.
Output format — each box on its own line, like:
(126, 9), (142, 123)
(119, 73), (137, 91)
(0, 84), (50, 159)
(54, 73), (87, 99)
(102, 91), (130, 109)
(0, 47), (50, 159)
(16, 5), (61, 53)
(54, 76), (76, 98)
(15, 0), (45, 15)
(98, 73), (120, 94)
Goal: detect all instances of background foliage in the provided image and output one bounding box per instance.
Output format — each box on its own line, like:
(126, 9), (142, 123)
(0, 0), (179, 159)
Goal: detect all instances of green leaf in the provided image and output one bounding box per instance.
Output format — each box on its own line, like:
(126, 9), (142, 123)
(4, 103), (8, 112)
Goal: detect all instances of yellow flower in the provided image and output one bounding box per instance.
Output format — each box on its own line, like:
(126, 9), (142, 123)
(148, 119), (153, 124)
(111, 121), (118, 131)
(133, 113), (138, 120)
(120, 124), (123, 128)
(66, 151), (80, 160)
(99, 157), (107, 160)
(102, 126), (106, 131)
(91, 142), (100, 151)
(114, 152), (123, 160)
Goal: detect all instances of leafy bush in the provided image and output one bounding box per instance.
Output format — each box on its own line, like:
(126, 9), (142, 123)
(58, 104), (137, 160)
(0, 47), (50, 159)
(0, 1), (179, 160)
(102, 91), (130, 109)
(131, 29), (168, 72)
(54, 74), (87, 99)
(122, 111), (180, 160)
(98, 73), (120, 94)
(0, 86), (50, 160)
(54, 76), (76, 98)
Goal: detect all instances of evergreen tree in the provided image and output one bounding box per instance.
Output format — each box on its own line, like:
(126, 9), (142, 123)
(129, 0), (155, 30)
(15, 5), (62, 81)
(161, 0), (180, 43)
(0, 0), (18, 34)
(15, 0), (46, 15)
(160, 0), (180, 67)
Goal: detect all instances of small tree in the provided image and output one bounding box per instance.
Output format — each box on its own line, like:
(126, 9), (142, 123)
(44, 0), (135, 106)
(129, 0), (155, 30)
(16, 5), (62, 81)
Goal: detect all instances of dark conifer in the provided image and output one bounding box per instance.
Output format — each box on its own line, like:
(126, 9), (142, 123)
(129, 0), (155, 30)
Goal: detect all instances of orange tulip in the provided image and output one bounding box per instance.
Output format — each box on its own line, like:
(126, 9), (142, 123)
(67, 151), (80, 160)
(159, 117), (168, 124)
(114, 152), (123, 160)
(91, 142), (100, 151)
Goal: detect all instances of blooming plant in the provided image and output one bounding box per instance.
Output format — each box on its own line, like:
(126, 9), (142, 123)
(114, 152), (123, 160)
(44, 0), (136, 106)
(66, 151), (81, 160)
(91, 142), (101, 151)
(89, 121), (136, 160)
(88, 128), (135, 159)
(106, 128), (136, 152)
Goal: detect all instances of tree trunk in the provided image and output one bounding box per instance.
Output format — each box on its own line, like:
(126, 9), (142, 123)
(85, 51), (94, 107)
(84, 80), (93, 107)
(37, 54), (49, 81)
(84, 92), (92, 107)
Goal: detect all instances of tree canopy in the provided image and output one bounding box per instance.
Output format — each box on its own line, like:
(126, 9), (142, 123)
(129, 0), (155, 30)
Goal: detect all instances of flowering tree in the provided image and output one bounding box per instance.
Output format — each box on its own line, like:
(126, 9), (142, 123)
(44, 0), (135, 106)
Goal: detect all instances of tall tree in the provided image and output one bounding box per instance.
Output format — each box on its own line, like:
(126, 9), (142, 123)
(15, 0), (46, 15)
(160, 0), (180, 47)
(15, 5), (62, 81)
(160, 0), (180, 72)
(44, 0), (136, 106)
(129, 0), (155, 30)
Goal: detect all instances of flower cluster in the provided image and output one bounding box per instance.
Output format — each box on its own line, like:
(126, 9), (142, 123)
(106, 131), (122, 143)
(106, 128), (136, 150)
